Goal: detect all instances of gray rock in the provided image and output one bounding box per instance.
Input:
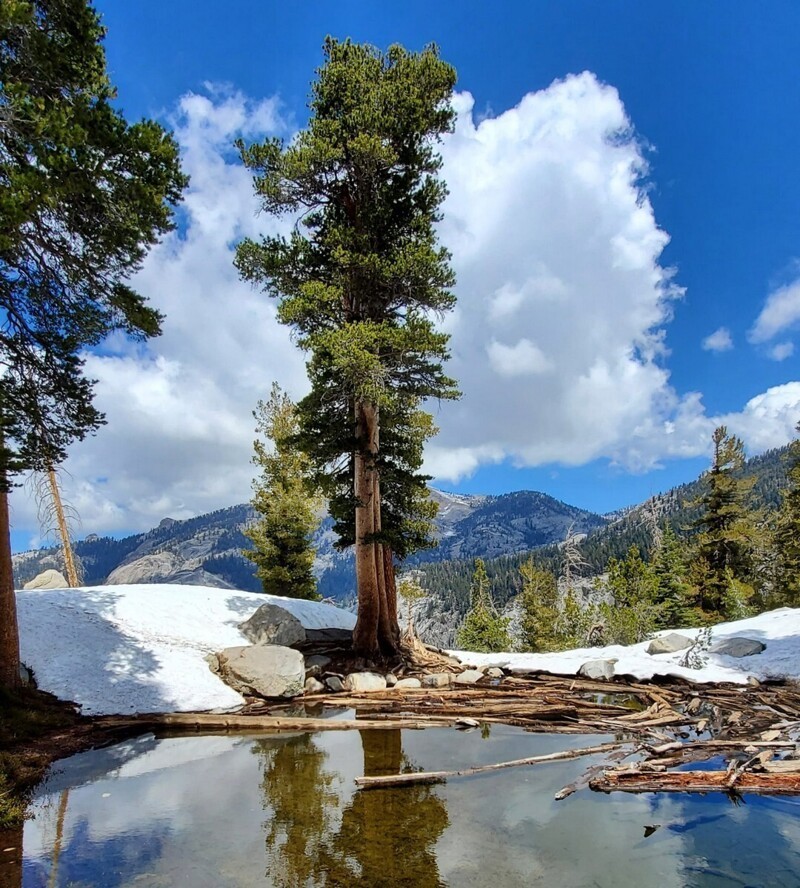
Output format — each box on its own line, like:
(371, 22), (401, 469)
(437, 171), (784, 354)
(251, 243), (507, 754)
(213, 645), (305, 699)
(325, 675), (345, 692)
(23, 569), (68, 590)
(453, 669), (484, 685)
(305, 677), (325, 694)
(305, 654), (332, 679)
(394, 677), (422, 689)
(710, 637), (766, 658)
(304, 627), (354, 645)
(238, 603), (307, 648)
(422, 672), (452, 689)
(385, 673), (398, 687)
(344, 672), (387, 692)
(578, 659), (616, 681)
(647, 633), (693, 655)
(486, 667), (505, 679)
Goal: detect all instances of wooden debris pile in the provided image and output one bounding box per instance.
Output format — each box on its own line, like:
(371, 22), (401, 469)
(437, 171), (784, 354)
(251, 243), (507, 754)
(299, 672), (800, 797)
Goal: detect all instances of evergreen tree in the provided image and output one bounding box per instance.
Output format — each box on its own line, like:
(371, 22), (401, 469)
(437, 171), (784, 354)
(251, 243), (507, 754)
(517, 559), (559, 652)
(596, 545), (660, 644)
(0, 0), (187, 687)
(691, 426), (756, 615)
(236, 39), (459, 656)
(245, 385), (321, 600)
(773, 423), (800, 605)
(652, 524), (692, 626)
(456, 558), (511, 653)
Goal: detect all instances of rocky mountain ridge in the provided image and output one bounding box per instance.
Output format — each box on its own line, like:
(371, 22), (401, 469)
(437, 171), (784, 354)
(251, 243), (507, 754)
(12, 488), (606, 599)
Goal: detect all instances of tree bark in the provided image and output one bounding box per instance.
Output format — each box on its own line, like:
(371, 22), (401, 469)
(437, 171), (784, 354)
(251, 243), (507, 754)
(353, 399), (381, 656)
(0, 483), (21, 688)
(48, 466), (79, 587)
(352, 398), (401, 657)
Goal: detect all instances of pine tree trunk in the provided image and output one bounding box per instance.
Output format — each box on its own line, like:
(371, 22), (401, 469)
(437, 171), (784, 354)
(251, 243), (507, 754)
(0, 481), (21, 689)
(352, 399), (400, 657)
(373, 471), (399, 654)
(48, 466), (79, 587)
(353, 399), (381, 656)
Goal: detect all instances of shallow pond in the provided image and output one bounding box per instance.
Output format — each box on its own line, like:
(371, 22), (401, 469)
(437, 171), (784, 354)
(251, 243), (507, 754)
(4, 723), (800, 887)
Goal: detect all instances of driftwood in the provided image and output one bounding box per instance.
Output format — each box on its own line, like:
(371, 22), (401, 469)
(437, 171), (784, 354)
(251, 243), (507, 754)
(92, 670), (800, 799)
(355, 741), (625, 789)
(590, 769), (800, 795)
(94, 712), (458, 733)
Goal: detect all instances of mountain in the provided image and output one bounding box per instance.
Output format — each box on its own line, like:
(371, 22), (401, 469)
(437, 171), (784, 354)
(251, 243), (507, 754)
(411, 445), (793, 645)
(12, 489), (606, 599)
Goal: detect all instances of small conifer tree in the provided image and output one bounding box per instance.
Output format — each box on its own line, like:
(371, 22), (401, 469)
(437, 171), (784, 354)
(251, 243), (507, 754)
(244, 384), (321, 600)
(773, 423), (800, 605)
(456, 558), (511, 653)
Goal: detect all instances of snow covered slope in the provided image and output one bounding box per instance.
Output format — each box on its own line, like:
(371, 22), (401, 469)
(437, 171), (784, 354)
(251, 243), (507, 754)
(16, 584), (354, 716)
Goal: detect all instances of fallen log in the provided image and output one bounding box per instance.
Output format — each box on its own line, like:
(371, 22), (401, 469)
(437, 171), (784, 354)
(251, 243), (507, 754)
(590, 768), (800, 795)
(355, 741), (626, 789)
(94, 713), (457, 733)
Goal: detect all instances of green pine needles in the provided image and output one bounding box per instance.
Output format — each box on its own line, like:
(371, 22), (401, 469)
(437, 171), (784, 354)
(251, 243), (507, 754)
(236, 38), (459, 655)
(244, 385), (322, 601)
(456, 559), (511, 653)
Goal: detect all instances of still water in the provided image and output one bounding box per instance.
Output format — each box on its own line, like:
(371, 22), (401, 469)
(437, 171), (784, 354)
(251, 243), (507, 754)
(4, 724), (800, 887)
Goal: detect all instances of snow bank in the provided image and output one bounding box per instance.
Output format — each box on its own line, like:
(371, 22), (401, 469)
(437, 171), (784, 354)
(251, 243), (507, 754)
(452, 607), (800, 685)
(16, 584), (355, 716)
(16, 582), (800, 718)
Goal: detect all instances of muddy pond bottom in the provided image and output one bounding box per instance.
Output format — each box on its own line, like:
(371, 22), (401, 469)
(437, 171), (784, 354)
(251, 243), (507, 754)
(5, 724), (800, 887)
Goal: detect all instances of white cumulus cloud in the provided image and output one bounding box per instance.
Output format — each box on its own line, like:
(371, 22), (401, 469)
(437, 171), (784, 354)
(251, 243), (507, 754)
(9, 77), (800, 542)
(702, 327), (734, 352)
(749, 277), (800, 344)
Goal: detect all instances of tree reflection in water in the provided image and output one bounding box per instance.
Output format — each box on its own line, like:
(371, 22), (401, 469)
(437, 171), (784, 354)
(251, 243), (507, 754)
(255, 730), (449, 888)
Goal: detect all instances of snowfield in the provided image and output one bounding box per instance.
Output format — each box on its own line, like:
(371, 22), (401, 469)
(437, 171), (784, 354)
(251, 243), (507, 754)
(16, 584), (355, 715)
(15, 583), (800, 716)
(453, 607), (800, 686)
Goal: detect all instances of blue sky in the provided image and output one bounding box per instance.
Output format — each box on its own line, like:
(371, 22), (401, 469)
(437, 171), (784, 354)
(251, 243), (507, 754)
(10, 1), (800, 548)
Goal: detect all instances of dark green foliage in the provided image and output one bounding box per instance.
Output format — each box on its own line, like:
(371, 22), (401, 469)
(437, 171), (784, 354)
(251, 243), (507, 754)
(244, 385), (321, 600)
(455, 558), (510, 652)
(235, 39), (459, 636)
(773, 426), (800, 606)
(594, 545), (660, 645)
(691, 426), (756, 614)
(0, 0), (187, 477)
(203, 553), (260, 593)
(652, 525), (693, 626)
(517, 560), (559, 652)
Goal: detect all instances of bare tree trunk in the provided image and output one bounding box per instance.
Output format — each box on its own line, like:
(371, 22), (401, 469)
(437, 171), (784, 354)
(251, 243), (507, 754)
(372, 472), (398, 655)
(47, 467), (79, 587)
(383, 544), (400, 648)
(0, 483), (21, 688)
(353, 399), (381, 656)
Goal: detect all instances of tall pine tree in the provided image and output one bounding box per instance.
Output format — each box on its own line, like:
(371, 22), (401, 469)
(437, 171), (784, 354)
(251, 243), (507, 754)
(692, 426), (755, 615)
(236, 39), (459, 656)
(0, 0), (187, 687)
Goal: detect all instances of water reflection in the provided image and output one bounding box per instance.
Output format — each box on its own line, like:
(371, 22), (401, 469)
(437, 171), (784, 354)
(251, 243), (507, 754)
(255, 730), (448, 887)
(5, 727), (800, 887)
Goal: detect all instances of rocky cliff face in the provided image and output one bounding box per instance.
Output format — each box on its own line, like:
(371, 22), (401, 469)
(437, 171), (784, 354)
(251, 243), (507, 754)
(13, 489), (606, 601)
